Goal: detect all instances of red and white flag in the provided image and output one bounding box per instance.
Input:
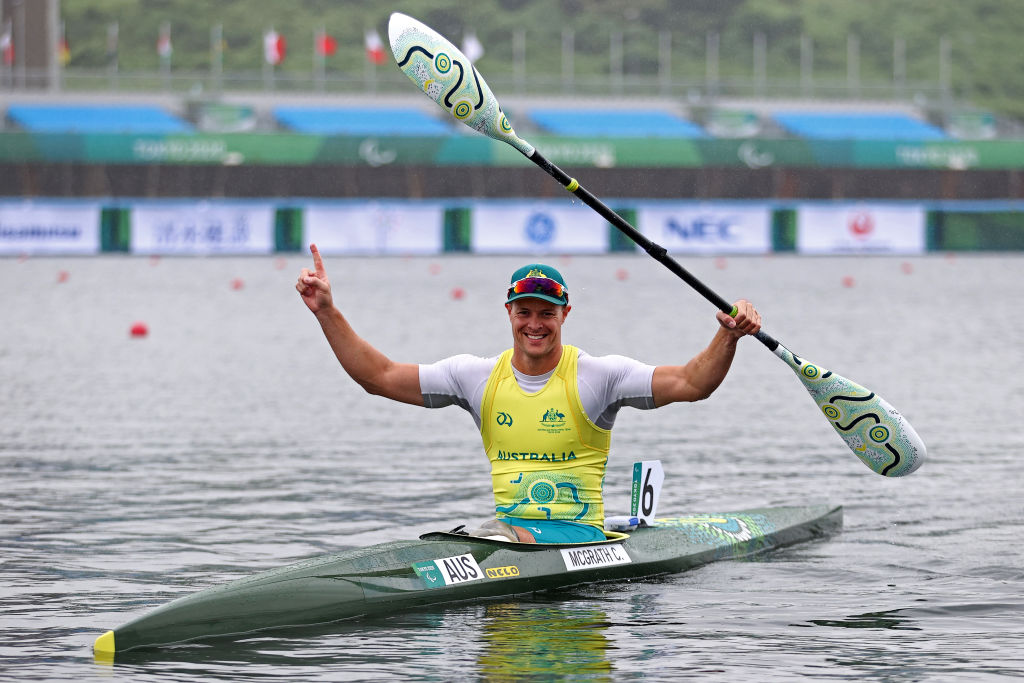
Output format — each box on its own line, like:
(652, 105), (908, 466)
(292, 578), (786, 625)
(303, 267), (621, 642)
(264, 29), (286, 65)
(364, 29), (386, 65)
(156, 22), (172, 59)
(316, 30), (337, 57)
(2, 19), (15, 66)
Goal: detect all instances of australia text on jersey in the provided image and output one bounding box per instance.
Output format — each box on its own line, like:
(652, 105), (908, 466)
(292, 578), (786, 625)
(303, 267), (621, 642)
(496, 450), (578, 462)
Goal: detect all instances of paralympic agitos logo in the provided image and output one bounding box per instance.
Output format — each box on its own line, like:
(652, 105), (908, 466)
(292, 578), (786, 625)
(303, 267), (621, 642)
(496, 412), (513, 426)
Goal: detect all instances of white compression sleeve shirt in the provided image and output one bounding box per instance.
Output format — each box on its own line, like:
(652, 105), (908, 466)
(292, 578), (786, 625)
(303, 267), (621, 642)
(419, 349), (656, 430)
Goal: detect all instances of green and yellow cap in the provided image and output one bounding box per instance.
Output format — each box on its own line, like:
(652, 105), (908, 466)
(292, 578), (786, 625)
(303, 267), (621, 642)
(505, 264), (569, 306)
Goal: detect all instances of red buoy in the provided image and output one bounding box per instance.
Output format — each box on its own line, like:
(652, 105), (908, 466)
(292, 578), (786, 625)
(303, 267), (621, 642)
(615, 268), (629, 281)
(841, 276), (856, 288)
(57, 270), (69, 283)
(900, 262), (914, 275)
(231, 278), (245, 290)
(129, 322), (149, 338)
(451, 287), (466, 300)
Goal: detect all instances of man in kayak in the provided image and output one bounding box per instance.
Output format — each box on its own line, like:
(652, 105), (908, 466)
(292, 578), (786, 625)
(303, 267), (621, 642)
(297, 245), (761, 544)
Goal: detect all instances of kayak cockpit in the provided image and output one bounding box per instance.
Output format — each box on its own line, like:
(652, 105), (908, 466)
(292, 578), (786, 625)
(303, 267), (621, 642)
(418, 529), (631, 547)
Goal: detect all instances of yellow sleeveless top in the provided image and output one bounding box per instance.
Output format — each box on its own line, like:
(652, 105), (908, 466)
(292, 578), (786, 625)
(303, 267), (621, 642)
(478, 345), (612, 528)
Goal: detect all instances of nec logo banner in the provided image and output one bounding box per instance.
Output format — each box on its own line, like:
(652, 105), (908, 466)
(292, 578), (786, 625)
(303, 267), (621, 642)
(637, 203), (772, 254)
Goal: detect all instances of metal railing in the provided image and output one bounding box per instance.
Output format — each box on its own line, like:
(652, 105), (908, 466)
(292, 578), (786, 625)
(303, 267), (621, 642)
(3, 64), (951, 106)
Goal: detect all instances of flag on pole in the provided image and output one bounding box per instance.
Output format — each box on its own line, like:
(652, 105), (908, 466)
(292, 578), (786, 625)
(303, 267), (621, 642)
(364, 29), (386, 65)
(106, 22), (119, 67)
(461, 30), (484, 62)
(1, 20), (14, 66)
(264, 29), (286, 65)
(58, 22), (70, 66)
(316, 31), (338, 57)
(210, 23), (224, 81)
(156, 22), (172, 60)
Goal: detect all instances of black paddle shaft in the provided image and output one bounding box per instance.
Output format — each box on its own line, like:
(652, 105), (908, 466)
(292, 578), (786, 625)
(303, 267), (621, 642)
(527, 150), (780, 351)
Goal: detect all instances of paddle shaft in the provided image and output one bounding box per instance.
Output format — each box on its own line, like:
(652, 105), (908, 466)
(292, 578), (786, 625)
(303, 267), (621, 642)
(528, 149), (780, 352)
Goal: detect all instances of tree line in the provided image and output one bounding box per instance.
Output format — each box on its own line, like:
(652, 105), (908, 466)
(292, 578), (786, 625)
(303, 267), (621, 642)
(57, 0), (1024, 119)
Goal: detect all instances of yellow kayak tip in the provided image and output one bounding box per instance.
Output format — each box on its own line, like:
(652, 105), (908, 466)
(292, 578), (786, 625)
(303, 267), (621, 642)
(93, 630), (115, 664)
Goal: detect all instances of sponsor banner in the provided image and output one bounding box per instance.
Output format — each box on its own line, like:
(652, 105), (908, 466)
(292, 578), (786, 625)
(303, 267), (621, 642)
(493, 136), (704, 168)
(560, 544), (631, 572)
(695, 139), (818, 168)
(637, 203), (772, 254)
(131, 201), (275, 254)
(3, 133), (1024, 168)
(0, 201), (101, 255)
(796, 204), (926, 254)
(305, 202), (443, 255)
(471, 202), (608, 254)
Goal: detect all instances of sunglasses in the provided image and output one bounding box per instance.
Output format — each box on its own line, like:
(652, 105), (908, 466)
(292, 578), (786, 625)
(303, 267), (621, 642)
(507, 276), (568, 301)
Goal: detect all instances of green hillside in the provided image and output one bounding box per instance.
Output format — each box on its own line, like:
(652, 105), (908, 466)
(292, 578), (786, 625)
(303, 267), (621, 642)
(59, 0), (1024, 119)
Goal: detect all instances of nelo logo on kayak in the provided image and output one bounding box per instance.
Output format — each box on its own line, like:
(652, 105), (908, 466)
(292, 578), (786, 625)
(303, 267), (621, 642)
(485, 565), (520, 579)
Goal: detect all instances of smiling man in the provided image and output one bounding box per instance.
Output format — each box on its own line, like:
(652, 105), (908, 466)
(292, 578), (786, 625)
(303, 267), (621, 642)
(297, 247), (761, 544)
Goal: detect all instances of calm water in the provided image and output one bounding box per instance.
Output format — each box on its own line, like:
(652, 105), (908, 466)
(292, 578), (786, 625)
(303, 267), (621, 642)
(2, 253), (1022, 681)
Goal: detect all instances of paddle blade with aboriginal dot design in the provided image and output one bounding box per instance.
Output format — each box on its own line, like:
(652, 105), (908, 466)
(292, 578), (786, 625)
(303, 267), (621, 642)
(774, 344), (925, 477)
(388, 12), (535, 157)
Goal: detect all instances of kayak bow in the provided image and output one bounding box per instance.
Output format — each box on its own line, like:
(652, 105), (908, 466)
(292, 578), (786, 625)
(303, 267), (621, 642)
(93, 504), (841, 656)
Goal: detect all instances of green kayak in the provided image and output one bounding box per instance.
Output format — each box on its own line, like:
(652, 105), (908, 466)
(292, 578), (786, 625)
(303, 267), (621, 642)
(93, 504), (841, 657)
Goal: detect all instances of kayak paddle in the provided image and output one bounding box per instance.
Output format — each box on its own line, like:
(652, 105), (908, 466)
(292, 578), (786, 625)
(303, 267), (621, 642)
(387, 13), (925, 477)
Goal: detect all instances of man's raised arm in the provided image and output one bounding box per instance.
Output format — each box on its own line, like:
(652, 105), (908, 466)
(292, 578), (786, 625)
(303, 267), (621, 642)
(651, 299), (762, 407)
(296, 244), (423, 406)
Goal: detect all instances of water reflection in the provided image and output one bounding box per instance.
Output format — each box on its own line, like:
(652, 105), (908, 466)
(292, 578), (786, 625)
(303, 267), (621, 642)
(477, 601), (613, 681)
(9, 254), (1024, 681)
(803, 608), (920, 631)
(97, 599), (615, 681)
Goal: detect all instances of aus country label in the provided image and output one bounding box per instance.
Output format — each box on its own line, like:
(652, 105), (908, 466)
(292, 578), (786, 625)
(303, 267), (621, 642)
(412, 553), (484, 588)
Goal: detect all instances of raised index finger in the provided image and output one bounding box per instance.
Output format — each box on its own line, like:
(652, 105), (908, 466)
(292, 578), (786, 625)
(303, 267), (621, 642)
(310, 243), (325, 277)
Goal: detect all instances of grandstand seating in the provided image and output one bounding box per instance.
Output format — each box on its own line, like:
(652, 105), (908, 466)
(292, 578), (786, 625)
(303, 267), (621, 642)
(6, 104), (193, 133)
(273, 107), (451, 136)
(527, 109), (708, 138)
(4, 102), (961, 142)
(772, 111), (947, 140)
